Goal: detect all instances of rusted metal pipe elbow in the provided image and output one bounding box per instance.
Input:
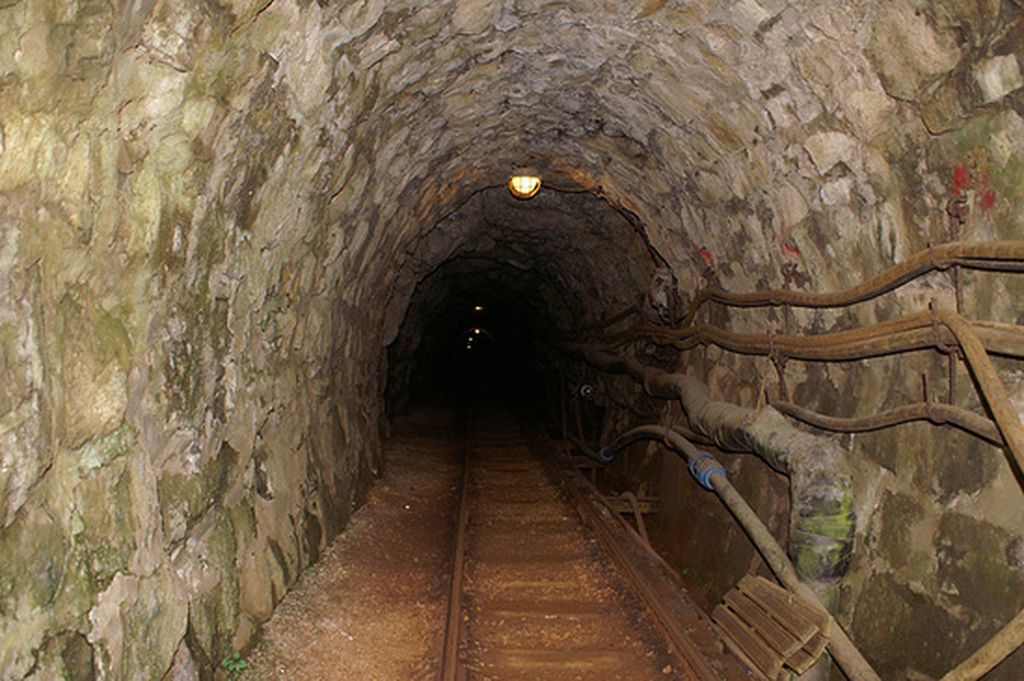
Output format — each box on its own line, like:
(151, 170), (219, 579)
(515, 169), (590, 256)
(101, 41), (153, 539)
(574, 344), (856, 596)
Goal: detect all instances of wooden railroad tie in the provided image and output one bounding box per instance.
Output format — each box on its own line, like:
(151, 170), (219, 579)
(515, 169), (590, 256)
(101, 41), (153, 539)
(712, 575), (831, 681)
(604, 495), (660, 515)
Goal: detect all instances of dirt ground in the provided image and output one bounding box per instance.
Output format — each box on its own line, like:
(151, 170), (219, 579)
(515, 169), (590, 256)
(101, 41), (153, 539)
(245, 408), (462, 680)
(244, 407), (737, 680)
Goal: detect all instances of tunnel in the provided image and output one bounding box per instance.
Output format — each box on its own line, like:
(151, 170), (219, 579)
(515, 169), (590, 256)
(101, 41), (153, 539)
(2, 1), (1024, 679)
(384, 186), (659, 412)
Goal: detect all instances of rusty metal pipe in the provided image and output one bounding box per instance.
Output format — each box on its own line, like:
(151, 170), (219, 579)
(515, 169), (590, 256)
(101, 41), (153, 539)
(583, 304), (639, 332)
(571, 345), (857, 591)
(685, 241), (1024, 323)
(935, 310), (1024, 477)
(634, 313), (1024, 362)
(771, 400), (1004, 446)
(602, 425), (881, 681)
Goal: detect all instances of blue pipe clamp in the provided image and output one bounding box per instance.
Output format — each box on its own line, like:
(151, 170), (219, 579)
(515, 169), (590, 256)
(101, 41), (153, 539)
(689, 452), (726, 490)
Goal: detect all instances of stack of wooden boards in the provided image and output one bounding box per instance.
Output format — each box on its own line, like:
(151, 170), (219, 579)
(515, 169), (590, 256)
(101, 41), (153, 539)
(712, 575), (831, 680)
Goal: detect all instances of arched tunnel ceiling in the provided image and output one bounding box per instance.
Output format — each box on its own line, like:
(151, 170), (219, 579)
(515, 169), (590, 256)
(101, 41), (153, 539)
(243, 0), (923, 329)
(382, 185), (660, 405)
(383, 186), (661, 340)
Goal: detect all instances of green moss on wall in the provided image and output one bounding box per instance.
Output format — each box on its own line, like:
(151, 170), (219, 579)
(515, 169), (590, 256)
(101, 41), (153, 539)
(0, 508), (68, 615)
(937, 512), (1024, 625)
(187, 509), (240, 671)
(877, 491), (924, 570)
(158, 442), (239, 545)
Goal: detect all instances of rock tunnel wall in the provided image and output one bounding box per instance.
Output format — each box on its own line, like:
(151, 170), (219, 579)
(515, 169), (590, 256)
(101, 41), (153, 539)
(0, 0), (1022, 678)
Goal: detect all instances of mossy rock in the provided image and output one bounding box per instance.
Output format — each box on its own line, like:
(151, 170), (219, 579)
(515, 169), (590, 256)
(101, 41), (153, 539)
(57, 291), (132, 448)
(936, 512), (1024, 624)
(24, 631), (96, 681)
(877, 491), (923, 570)
(158, 442), (239, 545)
(0, 506), (68, 616)
(74, 456), (137, 591)
(852, 573), (964, 678)
(118, 569), (188, 680)
(185, 509), (240, 676)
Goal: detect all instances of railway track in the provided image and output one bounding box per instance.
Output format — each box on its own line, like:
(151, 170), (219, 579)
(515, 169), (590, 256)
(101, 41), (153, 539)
(439, 410), (737, 680)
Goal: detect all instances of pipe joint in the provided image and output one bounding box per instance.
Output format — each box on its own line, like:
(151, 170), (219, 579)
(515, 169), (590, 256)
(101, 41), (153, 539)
(689, 452), (727, 490)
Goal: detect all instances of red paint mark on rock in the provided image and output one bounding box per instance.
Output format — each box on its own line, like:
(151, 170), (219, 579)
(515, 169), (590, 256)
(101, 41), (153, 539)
(782, 239), (801, 259)
(981, 189), (997, 213)
(953, 165), (970, 196)
(699, 247), (714, 268)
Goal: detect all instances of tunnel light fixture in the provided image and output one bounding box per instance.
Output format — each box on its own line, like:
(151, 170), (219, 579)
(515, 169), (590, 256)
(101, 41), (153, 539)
(472, 328), (482, 335)
(508, 172), (541, 199)
(473, 305), (484, 313)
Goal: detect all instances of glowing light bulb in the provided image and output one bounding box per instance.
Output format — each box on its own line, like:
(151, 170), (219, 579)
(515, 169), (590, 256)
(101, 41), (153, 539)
(473, 305), (484, 313)
(508, 174), (541, 199)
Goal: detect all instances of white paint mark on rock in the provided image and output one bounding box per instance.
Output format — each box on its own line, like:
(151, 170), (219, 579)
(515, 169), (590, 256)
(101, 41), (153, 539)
(820, 176), (853, 206)
(803, 131), (859, 175)
(975, 55), (1023, 104)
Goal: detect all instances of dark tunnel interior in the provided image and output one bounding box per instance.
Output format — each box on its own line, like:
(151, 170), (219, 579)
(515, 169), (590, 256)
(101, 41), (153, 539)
(384, 184), (663, 421)
(386, 261), (559, 413)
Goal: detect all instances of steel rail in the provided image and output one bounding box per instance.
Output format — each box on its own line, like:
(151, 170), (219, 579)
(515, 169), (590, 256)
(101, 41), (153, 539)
(684, 240), (1024, 324)
(439, 417), (472, 681)
(551, 450), (721, 681)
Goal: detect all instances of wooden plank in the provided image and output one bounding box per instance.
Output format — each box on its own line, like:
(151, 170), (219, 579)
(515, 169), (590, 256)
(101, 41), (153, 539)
(786, 646), (816, 673)
(712, 606), (772, 681)
(790, 631), (830, 673)
(737, 576), (832, 674)
(713, 605), (785, 681)
(724, 590), (807, 658)
(739, 576), (819, 639)
(745, 576), (830, 629)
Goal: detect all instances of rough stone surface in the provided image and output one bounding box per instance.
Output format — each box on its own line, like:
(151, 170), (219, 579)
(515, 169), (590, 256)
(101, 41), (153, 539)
(0, 1), (1021, 679)
(975, 54), (1024, 103)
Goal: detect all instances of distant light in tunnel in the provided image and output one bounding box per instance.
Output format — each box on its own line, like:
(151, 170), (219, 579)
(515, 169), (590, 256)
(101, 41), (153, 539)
(472, 328), (482, 335)
(473, 305), (484, 313)
(508, 174), (541, 199)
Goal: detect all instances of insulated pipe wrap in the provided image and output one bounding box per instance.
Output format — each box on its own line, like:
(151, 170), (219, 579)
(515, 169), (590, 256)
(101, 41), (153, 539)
(576, 345), (856, 589)
(743, 408), (855, 583)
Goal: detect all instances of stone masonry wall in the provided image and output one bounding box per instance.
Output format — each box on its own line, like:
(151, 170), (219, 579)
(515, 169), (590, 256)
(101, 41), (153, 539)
(0, 1), (1022, 679)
